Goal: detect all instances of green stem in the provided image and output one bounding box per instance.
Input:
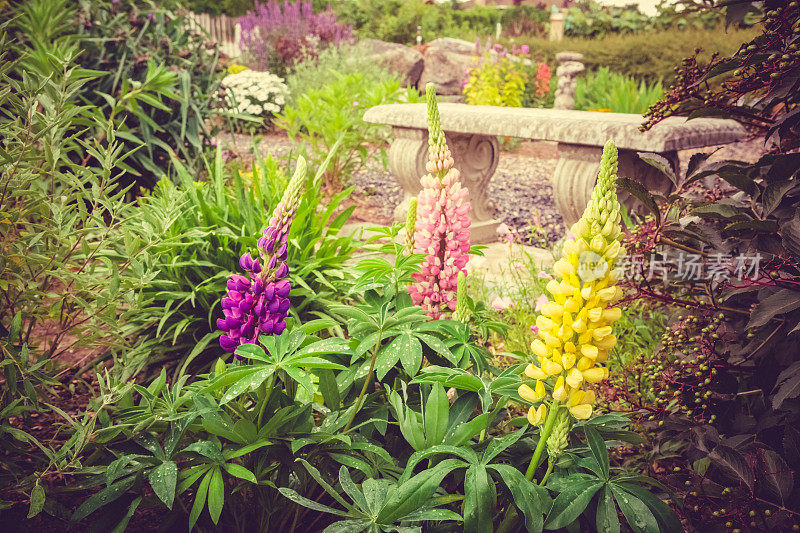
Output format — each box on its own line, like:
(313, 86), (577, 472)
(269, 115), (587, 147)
(540, 457), (556, 485)
(525, 401), (561, 482)
(343, 332), (383, 432)
(256, 374), (276, 428)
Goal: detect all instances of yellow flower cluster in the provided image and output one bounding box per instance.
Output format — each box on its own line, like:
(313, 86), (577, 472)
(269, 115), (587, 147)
(519, 140), (624, 422)
(227, 64), (250, 75)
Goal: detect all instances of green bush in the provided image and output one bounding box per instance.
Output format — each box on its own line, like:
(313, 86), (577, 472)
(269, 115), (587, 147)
(119, 148), (359, 377)
(72, 0), (224, 186)
(0, 17), (163, 500)
(505, 26), (759, 83)
(284, 43), (392, 108)
(574, 67), (664, 114)
(334, 0), (547, 45)
(277, 70), (421, 191)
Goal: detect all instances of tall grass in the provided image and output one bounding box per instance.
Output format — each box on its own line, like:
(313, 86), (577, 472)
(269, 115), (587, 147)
(574, 67), (664, 114)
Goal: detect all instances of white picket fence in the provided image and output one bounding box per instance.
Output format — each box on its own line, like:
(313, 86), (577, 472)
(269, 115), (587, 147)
(185, 12), (242, 58)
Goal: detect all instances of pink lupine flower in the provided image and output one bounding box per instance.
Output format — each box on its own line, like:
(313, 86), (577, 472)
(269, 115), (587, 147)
(530, 325), (539, 335)
(534, 294), (548, 312)
(537, 271), (552, 280)
(407, 84), (471, 319)
(520, 44), (529, 55)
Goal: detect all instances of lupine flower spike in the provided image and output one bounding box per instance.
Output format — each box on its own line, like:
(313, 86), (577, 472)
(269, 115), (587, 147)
(407, 83), (471, 319)
(218, 157), (308, 353)
(404, 197), (417, 255)
(520, 140), (624, 479)
(452, 271), (469, 323)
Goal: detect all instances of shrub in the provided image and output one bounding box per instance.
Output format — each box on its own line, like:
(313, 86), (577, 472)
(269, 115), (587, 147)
(239, 0), (354, 77)
(119, 148), (359, 378)
(0, 13), (163, 504)
(573, 67), (664, 114)
(276, 71), (421, 191)
(463, 42), (528, 108)
(506, 26), (759, 83)
(615, 3), (800, 529)
(284, 43), (391, 107)
(73, 0), (224, 187)
(333, 0), (548, 45)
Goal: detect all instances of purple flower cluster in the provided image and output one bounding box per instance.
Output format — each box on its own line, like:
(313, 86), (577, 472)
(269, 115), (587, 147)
(217, 157), (307, 354)
(239, 1), (354, 72)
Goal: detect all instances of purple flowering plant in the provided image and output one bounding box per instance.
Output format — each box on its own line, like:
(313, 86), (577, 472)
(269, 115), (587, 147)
(218, 156), (308, 354)
(239, 0), (354, 75)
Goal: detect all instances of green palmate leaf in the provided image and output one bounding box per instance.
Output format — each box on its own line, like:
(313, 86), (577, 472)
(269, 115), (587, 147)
(378, 459), (465, 524)
(278, 488), (351, 517)
(223, 463), (257, 484)
(207, 467), (225, 524)
(584, 426), (610, 480)
(72, 475), (136, 522)
(149, 460), (178, 509)
(464, 465), (496, 533)
(398, 332), (424, 377)
(544, 479), (603, 529)
(596, 485), (620, 533)
(488, 464), (547, 533)
(317, 368), (341, 410)
(322, 519), (373, 533)
(614, 483), (682, 533)
(609, 484), (659, 533)
(424, 383), (449, 447)
(482, 427), (525, 464)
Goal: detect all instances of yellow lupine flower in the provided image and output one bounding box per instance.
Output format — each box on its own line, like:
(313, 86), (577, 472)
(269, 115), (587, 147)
(519, 140), (623, 426)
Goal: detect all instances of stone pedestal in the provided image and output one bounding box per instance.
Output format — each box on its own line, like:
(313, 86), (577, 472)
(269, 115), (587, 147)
(553, 143), (677, 226)
(554, 52), (584, 110)
(388, 127), (501, 243)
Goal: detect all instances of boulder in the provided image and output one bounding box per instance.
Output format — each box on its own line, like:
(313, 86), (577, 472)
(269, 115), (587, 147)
(363, 38), (424, 88)
(425, 37), (477, 55)
(419, 47), (474, 96)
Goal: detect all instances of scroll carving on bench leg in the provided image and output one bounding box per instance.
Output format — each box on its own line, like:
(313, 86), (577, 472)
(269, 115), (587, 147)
(552, 144), (602, 227)
(552, 144), (678, 227)
(388, 127), (500, 242)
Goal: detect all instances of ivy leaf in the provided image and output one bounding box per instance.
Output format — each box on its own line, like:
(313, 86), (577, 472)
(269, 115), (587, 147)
(709, 444), (754, 490)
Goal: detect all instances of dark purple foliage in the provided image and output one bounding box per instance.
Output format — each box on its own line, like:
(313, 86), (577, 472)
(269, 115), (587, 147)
(239, 1), (354, 74)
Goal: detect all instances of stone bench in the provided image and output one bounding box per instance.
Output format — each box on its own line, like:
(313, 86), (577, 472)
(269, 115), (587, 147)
(362, 103), (747, 242)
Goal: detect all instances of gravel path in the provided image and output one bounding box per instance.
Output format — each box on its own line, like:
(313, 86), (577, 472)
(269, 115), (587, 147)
(215, 132), (767, 245)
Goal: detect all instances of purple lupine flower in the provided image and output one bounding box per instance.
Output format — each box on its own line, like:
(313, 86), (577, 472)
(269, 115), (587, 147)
(218, 157), (307, 354)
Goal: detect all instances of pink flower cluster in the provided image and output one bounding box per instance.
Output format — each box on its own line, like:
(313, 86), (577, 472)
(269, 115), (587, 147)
(536, 63), (551, 96)
(408, 85), (471, 319)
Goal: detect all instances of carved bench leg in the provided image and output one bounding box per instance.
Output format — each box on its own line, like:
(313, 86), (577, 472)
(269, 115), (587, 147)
(552, 143), (677, 227)
(388, 127), (501, 243)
